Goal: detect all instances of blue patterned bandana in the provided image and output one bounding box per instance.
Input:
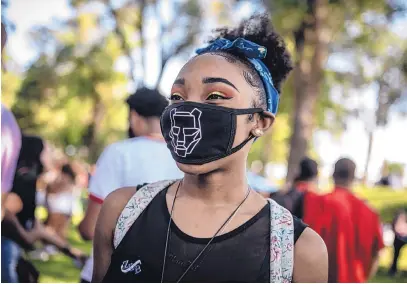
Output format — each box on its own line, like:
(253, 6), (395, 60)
(196, 37), (279, 115)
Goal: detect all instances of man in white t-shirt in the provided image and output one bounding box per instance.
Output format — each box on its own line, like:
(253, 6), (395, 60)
(78, 88), (183, 282)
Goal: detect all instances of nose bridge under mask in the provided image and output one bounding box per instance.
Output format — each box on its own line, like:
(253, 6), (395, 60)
(161, 101), (263, 165)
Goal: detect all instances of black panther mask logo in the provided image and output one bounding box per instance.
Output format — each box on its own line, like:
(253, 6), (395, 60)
(169, 108), (202, 157)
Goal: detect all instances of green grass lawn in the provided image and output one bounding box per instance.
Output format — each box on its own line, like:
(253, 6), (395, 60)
(31, 187), (407, 283)
(354, 186), (407, 224)
(31, 228), (91, 283)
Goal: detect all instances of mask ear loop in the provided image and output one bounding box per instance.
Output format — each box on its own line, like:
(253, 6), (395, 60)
(227, 134), (256, 155)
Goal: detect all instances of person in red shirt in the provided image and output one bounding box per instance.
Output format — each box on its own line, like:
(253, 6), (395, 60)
(271, 157), (319, 219)
(304, 158), (384, 282)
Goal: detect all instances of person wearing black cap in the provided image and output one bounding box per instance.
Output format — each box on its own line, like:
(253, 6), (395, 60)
(126, 87), (170, 139)
(292, 157), (319, 192)
(78, 88), (183, 283)
(271, 157), (319, 219)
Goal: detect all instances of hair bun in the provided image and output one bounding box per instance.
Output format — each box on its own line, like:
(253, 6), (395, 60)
(210, 13), (292, 92)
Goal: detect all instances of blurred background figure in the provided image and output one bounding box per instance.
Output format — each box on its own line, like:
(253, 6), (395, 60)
(247, 171), (277, 197)
(389, 209), (407, 276)
(304, 158), (384, 283)
(1, 104), (21, 219)
(1, 135), (49, 282)
(1, 135), (85, 282)
(78, 88), (183, 283)
(271, 157), (319, 219)
(1, 21), (21, 220)
(40, 164), (77, 256)
(292, 157), (319, 193)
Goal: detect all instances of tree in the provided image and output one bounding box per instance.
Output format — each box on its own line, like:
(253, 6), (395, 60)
(7, 0), (206, 162)
(248, 113), (291, 173)
(90, 0), (203, 88)
(12, 3), (128, 162)
(284, 0), (330, 183)
(1, 0), (14, 31)
(263, 0), (403, 183)
(332, 10), (407, 184)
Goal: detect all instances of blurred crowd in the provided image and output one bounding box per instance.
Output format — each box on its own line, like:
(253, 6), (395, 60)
(271, 157), (407, 282)
(1, 131), (92, 281)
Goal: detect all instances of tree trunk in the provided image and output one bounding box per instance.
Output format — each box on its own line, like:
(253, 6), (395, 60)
(138, 0), (147, 87)
(153, 0), (197, 88)
(106, 2), (138, 84)
(84, 94), (105, 163)
(285, 0), (329, 184)
(362, 130), (374, 185)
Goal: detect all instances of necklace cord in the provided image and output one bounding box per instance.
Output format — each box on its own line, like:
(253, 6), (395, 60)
(161, 180), (182, 283)
(161, 181), (251, 283)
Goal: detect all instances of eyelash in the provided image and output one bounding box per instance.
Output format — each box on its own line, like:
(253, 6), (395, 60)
(168, 92), (231, 101)
(206, 92), (230, 100)
(169, 93), (184, 101)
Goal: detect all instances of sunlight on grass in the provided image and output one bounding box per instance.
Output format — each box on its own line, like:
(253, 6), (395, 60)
(31, 228), (91, 283)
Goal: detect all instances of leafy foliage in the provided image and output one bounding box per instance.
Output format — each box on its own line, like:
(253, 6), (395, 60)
(4, 0), (205, 162)
(2, 0), (407, 167)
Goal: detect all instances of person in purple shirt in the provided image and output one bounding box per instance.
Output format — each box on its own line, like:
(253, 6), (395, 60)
(1, 22), (22, 220)
(1, 105), (21, 192)
(1, 22), (22, 283)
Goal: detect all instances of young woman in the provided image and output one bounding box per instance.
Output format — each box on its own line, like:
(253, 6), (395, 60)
(93, 14), (328, 283)
(45, 163), (77, 241)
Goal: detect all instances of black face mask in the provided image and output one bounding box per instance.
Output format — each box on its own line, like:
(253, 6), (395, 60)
(160, 102), (263, 165)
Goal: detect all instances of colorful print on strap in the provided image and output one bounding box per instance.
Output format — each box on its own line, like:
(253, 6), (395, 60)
(268, 198), (294, 282)
(113, 180), (178, 249)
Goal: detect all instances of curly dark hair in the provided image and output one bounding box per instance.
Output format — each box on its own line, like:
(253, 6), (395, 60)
(17, 135), (45, 177)
(206, 14), (293, 110)
(62, 163), (76, 183)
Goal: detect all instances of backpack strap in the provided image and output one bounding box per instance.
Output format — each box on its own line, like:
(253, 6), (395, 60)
(267, 198), (294, 283)
(113, 180), (178, 249)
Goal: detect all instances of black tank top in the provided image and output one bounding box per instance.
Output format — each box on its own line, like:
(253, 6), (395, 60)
(103, 188), (307, 283)
(11, 170), (38, 230)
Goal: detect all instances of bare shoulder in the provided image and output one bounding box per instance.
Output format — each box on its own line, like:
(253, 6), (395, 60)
(293, 227), (328, 283)
(99, 187), (140, 227)
(104, 187), (139, 209)
(93, 187), (139, 282)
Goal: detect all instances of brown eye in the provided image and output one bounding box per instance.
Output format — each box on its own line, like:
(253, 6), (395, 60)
(206, 92), (228, 100)
(169, 93), (184, 101)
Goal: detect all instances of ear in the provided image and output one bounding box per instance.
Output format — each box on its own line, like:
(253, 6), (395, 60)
(130, 110), (141, 124)
(130, 109), (138, 119)
(251, 111), (275, 138)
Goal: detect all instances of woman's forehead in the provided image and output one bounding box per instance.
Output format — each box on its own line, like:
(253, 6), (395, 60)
(177, 53), (246, 82)
(173, 53), (257, 106)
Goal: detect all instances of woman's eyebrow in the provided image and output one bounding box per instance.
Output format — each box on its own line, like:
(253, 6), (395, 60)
(173, 78), (185, 85)
(202, 77), (239, 92)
